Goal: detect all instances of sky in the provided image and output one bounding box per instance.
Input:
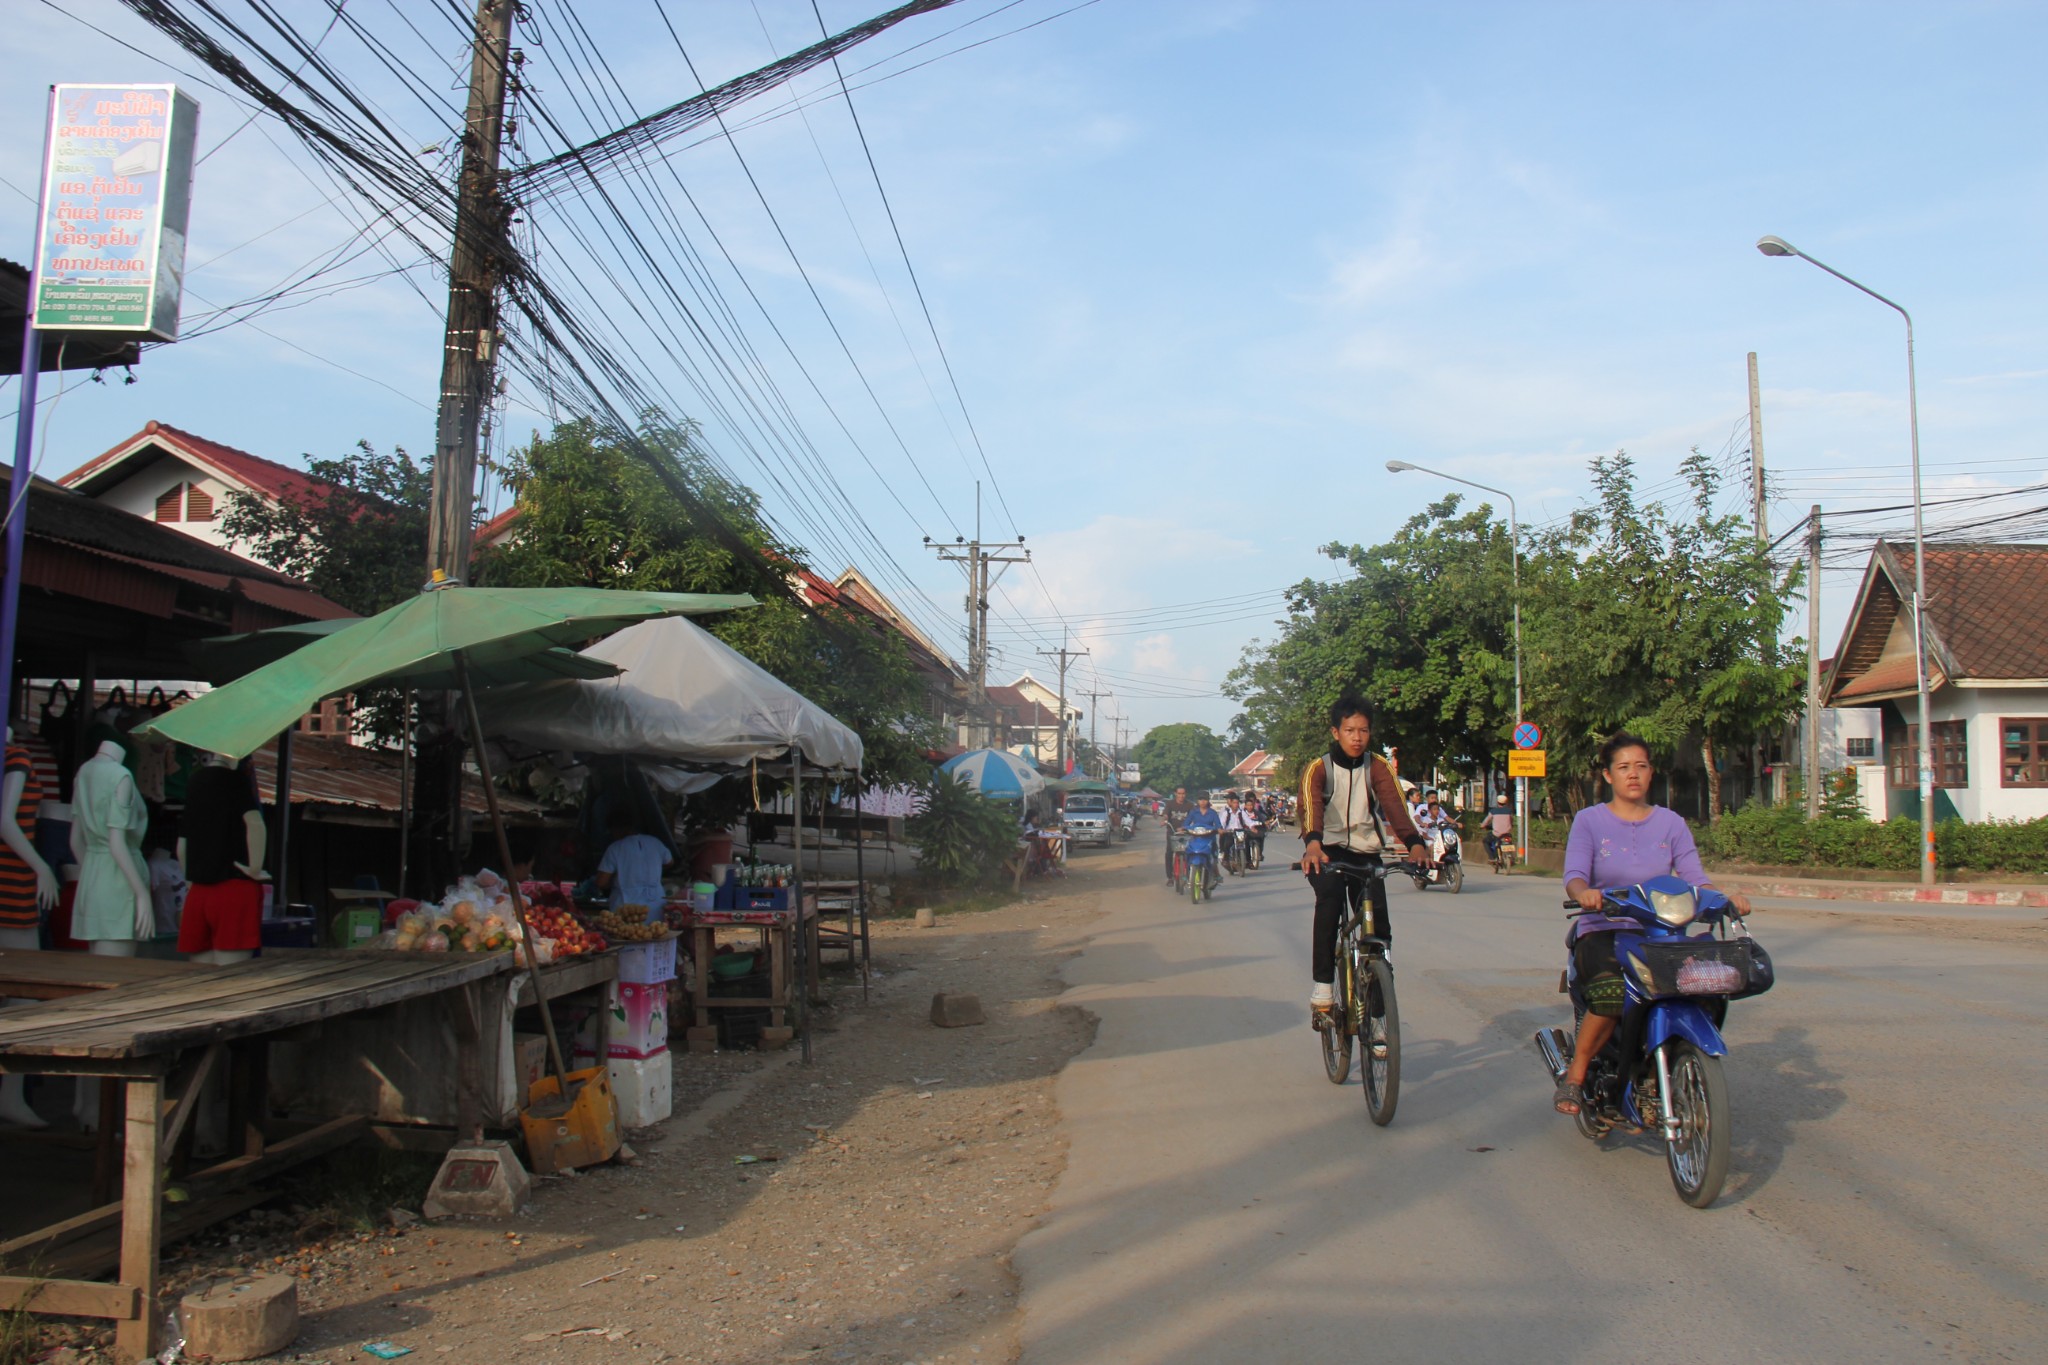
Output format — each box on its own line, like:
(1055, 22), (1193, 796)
(4, 0), (2044, 755)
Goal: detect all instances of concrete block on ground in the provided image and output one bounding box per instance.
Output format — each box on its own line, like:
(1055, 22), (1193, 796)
(930, 992), (986, 1028)
(179, 1274), (298, 1362)
(421, 1140), (531, 1220)
(914, 907), (936, 928)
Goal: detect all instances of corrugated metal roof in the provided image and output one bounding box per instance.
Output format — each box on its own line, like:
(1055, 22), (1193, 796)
(250, 734), (551, 819)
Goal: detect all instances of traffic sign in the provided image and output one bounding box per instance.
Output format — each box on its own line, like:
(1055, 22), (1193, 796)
(1508, 749), (1547, 778)
(1512, 721), (1543, 750)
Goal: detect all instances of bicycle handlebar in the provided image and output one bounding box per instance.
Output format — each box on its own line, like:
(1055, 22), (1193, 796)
(1290, 859), (1421, 877)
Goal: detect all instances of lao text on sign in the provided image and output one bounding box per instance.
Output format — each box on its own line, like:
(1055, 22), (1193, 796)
(1508, 750), (1547, 778)
(34, 84), (200, 340)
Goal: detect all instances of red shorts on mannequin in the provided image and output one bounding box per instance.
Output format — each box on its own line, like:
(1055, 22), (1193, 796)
(179, 879), (262, 953)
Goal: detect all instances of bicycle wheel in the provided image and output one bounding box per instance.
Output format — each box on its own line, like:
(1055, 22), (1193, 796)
(1360, 954), (1401, 1125)
(1321, 935), (1354, 1084)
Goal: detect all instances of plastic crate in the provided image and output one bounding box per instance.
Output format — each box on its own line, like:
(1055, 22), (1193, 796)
(615, 935), (678, 986)
(260, 917), (317, 949)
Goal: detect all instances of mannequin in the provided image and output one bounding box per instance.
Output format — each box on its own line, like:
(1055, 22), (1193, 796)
(178, 755), (267, 967)
(0, 725), (58, 1128)
(69, 738), (152, 956)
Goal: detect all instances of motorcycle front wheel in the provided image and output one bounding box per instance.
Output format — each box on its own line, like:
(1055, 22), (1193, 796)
(1664, 1042), (1731, 1208)
(1446, 859), (1464, 893)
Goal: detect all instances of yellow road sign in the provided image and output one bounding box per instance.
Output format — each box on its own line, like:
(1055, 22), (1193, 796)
(1508, 749), (1547, 778)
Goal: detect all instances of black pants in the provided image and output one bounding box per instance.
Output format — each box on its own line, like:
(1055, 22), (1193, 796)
(1163, 827), (1178, 880)
(1310, 851), (1389, 984)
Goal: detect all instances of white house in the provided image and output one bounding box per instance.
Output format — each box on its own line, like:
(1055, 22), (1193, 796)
(58, 420), (331, 555)
(1822, 540), (2048, 824)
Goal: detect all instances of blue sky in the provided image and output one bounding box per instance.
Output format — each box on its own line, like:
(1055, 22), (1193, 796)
(4, 1), (2044, 751)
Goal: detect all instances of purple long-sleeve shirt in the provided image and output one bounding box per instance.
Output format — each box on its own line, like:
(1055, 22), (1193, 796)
(1563, 804), (1706, 892)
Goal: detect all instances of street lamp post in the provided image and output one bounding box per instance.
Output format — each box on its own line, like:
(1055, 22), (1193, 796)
(1386, 461), (1524, 863)
(1757, 234), (1935, 885)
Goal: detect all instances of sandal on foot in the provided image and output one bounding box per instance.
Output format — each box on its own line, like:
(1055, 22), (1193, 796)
(1311, 1003), (1335, 1032)
(1554, 1080), (1584, 1115)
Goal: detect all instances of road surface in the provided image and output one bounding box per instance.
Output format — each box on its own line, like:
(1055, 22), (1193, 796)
(1015, 831), (2047, 1362)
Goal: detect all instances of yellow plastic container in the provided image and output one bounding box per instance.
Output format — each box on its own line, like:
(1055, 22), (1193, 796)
(520, 1065), (620, 1174)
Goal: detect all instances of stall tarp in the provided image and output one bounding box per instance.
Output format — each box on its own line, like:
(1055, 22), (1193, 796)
(480, 615), (863, 771)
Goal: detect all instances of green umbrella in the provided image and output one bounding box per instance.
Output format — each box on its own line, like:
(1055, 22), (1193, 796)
(184, 618), (626, 687)
(139, 584), (756, 759)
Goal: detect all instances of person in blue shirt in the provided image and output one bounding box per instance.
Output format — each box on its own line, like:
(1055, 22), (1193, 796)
(595, 809), (673, 921)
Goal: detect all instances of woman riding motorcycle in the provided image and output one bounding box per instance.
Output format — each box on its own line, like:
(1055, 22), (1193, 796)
(1555, 733), (1752, 1116)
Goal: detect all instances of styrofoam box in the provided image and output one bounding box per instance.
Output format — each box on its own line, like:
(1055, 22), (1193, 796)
(616, 936), (678, 986)
(608, 1052), (673, 1129)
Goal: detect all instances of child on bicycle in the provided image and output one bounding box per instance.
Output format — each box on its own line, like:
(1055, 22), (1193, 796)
(1298, 694), (1431, 1029)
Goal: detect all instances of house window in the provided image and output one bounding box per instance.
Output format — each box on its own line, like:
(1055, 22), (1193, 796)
(155, 485), (183, 522)
(1845, 737), (1875, 759)
(185, 485), (214, 521)
(2001, 718), (2048, 788)
(1889, 720), (1968, 789)
(297, 695), (352, 738)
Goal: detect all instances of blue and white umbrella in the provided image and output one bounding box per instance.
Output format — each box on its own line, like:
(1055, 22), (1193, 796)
(938, 747), (1047, 799)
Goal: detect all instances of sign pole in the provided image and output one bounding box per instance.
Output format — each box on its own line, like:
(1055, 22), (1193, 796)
(0, 88), (57, 724)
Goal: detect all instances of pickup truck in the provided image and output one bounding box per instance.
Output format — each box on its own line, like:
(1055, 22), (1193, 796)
(1060, 793), (1114, 848)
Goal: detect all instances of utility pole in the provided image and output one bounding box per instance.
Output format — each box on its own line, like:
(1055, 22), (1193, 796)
(925, 488), (1028, 748)
(1037, 633), (1088, 775)
(1081, 687), (1110, 776)
(1806, 505), (1824, 819)
(1747, 351), (1769, 545)
(427, 0), (516, 581)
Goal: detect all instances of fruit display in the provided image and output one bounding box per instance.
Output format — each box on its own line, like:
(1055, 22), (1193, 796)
(587, 907), (670, 943)
(374, 873), (607, 959)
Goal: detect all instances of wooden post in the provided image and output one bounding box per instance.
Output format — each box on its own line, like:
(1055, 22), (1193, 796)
(115, 1076), (163, 1361)
(854, 771), (869, 1001)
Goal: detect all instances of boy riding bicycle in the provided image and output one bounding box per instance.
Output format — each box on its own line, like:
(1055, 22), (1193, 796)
(1298, 694), (1431, 1029)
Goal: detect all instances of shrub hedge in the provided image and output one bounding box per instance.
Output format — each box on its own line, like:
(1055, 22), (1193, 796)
(1525, 802), (2048, 874)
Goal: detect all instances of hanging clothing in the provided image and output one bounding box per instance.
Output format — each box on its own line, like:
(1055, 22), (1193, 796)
(182, 765), (262, 885)
(72, 750), (149, 941)
(0, 745), (46, 931)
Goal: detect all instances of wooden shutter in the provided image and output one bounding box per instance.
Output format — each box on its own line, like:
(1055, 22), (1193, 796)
(155, 484), (183, 522)
(185, 485), (215, 521)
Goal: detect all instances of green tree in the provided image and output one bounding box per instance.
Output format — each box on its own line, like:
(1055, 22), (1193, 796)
(218, 440), (431, 616)
(479, 412), (940, 785)
(1132, 722), (1231, 794)
(1224, 494), (1517, 787)
(1523, 450), (1803, 817)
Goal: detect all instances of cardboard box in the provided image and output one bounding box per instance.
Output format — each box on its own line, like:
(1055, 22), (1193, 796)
(616, 936), (678, 986)
(607, 980), (669, 1059)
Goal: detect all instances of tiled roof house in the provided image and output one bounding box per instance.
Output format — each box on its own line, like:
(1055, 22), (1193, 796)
(1821, 540), (2048, 822)
(58, 420), (334, 555)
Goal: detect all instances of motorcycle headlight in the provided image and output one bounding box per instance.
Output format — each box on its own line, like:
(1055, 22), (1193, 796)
(1648, 887), (1698, 927)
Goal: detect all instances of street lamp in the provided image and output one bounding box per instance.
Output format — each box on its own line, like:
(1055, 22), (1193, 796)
(1757, 234), (1934, 885)
(1386, 460), (1525, 863)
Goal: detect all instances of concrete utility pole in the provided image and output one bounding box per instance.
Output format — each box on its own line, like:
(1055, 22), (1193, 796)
(1038, 634), (1089, 774)
(926, 506), (1028, 747)
(1748, 352), (1769, 545)
(427, 0), (516, 581)
(1082, 687), (1110, 776)
(1806, 505), (1824, 819)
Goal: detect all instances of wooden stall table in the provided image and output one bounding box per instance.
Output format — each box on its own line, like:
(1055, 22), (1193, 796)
(0, 950), (515, 1360)
(676, 896), (818, 1053)
(0, 950), (204, 1002)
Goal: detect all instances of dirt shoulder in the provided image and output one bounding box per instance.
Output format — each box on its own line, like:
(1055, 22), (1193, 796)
(98, 844), (1148, 1365)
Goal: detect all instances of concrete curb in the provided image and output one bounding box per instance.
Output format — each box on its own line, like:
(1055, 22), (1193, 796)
(1713, 875), (2048, 909)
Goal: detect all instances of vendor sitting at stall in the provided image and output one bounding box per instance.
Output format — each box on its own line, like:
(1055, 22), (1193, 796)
(595, 809), (673, 923)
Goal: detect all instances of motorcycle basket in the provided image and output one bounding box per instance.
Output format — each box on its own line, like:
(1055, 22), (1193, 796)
(1633, 936), (1774, 1000)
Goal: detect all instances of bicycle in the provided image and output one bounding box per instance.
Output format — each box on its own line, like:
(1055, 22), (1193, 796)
(1169, 830), (1191, 894)
(1222, 829), (1247, 877)
(1294, 857), (1407, 1125)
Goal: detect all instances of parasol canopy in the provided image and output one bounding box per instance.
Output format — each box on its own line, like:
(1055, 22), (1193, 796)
(184, 617), (624, 687)
(480, 614), (861, 771)
(138, 584), (755, 759)
(938, 747), (1046, 799)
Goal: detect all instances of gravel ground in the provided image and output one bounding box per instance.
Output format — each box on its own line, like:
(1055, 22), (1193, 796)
(37, 850), (1128, 1365)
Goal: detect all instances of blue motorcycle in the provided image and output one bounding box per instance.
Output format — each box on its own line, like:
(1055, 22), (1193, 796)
(1533, 876), (1774, 1207)
(1180, 829), (1219, 903)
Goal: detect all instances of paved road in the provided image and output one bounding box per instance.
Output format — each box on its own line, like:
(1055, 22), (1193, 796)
(1015, 831), (2047, 1363)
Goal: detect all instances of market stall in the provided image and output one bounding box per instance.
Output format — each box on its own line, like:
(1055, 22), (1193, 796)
(480, 614), (867, 1061)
